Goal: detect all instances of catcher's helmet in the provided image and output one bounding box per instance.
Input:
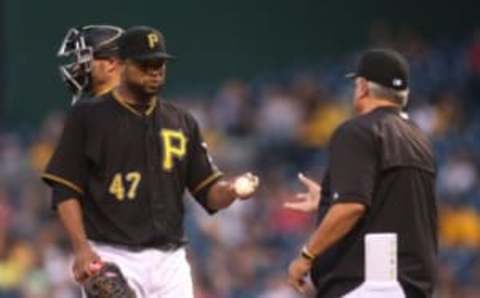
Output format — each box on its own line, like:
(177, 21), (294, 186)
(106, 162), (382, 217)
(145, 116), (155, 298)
(57, 25), (124, 104)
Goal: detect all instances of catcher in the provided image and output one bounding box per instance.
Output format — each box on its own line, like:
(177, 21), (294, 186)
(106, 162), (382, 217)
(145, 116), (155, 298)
(57, 24), (124, 104)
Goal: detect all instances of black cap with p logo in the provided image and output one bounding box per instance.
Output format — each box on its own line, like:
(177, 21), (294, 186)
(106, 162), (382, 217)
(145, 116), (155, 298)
(118, 26), (175, 61)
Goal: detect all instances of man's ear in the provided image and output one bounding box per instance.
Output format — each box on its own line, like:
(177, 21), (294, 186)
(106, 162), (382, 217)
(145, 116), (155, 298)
(107, 57), (122, 73)
(357, 78), (370, 99)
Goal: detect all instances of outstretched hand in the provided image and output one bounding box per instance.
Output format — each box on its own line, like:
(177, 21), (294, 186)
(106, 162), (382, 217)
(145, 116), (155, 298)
(232, 172), (260, 200)
(283, 173), (321, 213)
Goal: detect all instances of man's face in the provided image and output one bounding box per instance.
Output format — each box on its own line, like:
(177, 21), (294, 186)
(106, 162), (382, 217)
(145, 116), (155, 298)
(90, 59), (109, 87)
(353, 77), (368, 114)
(123, 58), (167, 97)
(90, 58), (119, 88)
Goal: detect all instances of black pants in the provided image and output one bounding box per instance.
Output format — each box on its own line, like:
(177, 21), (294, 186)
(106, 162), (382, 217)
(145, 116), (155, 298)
(402, 283), (429, 298)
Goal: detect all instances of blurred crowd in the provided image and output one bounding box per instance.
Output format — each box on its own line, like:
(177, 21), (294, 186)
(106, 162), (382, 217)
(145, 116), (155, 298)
(1, 25), (480, 298)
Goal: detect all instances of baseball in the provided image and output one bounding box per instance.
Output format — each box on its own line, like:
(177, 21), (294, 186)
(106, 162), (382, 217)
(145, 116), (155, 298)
(234, 176), (256, 196)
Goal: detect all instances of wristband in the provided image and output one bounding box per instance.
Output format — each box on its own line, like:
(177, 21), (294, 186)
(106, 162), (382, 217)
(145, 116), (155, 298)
(301, 245), (315, 261)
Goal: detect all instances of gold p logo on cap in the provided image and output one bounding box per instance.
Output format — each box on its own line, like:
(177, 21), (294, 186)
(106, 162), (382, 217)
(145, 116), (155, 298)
(147, 33), (159, 48)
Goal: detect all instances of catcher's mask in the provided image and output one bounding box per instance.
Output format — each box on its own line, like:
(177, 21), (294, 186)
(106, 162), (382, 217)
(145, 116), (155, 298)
(57, 25), (124, 104)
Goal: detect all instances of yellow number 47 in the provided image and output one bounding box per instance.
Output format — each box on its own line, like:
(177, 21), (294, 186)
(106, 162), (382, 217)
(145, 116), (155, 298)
(109, 172), (141, 201)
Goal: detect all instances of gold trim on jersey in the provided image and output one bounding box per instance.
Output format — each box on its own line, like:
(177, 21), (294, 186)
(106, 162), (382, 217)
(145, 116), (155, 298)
(112, 90), (157, 117)
(145, 99), (157, 116)
(192, 171), (223, 195)
(41, 173), (84, 194)
(94, 81), (117, 97)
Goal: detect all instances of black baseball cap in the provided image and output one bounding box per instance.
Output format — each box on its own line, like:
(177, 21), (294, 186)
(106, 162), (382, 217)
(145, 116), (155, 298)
(118, 26), (174, 61)
(346, 49), (409, 91)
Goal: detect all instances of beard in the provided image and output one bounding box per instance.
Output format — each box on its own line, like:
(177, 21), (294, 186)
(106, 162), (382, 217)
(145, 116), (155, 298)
(125, 78), (164, 102)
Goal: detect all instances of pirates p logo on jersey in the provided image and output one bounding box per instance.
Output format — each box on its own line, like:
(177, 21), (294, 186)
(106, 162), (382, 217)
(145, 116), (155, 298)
(160, 129), (187, 171)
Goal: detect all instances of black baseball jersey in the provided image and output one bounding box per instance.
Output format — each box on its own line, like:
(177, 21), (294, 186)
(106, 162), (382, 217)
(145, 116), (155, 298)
(42, 91), (223, 248)
(311, 107), (437, 298)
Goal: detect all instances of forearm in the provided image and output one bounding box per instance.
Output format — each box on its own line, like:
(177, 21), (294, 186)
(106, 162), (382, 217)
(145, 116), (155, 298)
(57, 199), (90, 252)
(206, 179), (237, 210)
(305, 203), (366, 257)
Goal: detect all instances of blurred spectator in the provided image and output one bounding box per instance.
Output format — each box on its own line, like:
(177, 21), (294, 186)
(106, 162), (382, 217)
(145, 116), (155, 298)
(28, 112), (64, 173)
(467, 28), (480, 107)
(212, 80), (254, 137)
(438, 153), (477, 198)
(257, 85), (302, 143)
(439, 203), (480, 248)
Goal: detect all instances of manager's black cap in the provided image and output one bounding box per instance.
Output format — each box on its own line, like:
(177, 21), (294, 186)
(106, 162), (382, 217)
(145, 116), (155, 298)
(346, 49), (409, 91)
(118, 26), (174, 61)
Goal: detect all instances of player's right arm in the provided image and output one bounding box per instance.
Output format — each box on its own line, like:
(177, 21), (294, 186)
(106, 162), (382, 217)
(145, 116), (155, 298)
(41, 105), (100, 282)
(53, 186), (101, 282)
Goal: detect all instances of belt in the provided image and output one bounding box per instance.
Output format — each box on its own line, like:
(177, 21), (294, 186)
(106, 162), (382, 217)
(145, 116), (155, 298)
(92, 240), (185, 252)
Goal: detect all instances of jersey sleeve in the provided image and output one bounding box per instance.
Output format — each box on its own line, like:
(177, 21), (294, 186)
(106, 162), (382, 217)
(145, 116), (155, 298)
(328, 122), (377, 207)
(51, 184), (80, 210)
(185, 114), (223, 211)
(41, 106), (87, 198)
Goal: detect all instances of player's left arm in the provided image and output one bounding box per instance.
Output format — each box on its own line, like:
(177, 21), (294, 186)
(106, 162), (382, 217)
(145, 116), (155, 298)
(206, 172), (259, 210)
(185, 114), (259, 212)
(288, 122), (376, 293)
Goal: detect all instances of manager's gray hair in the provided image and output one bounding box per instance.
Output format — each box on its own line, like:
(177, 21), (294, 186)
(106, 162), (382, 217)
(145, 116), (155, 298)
(367, 81), (409, 107)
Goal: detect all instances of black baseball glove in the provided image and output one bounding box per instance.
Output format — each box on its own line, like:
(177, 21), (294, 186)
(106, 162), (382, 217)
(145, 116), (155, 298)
(84, 262), (136, 298)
